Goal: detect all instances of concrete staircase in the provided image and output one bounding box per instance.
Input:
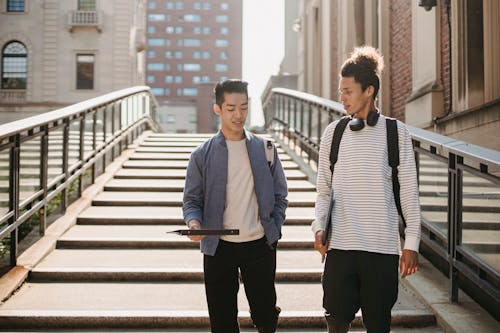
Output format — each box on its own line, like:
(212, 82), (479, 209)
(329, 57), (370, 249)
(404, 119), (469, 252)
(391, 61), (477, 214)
(0, 133), (447, 331)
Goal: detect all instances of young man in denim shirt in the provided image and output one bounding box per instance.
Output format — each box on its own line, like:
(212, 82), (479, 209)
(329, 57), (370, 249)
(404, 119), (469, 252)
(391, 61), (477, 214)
(183, 79), (288, 333)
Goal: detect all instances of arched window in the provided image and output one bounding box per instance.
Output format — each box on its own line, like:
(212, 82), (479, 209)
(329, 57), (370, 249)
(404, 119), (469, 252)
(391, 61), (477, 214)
(1, 41), (27, 89)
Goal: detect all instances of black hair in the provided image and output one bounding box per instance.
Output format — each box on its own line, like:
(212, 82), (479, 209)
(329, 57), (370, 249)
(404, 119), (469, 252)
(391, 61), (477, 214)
(214, 79), (248, 107)
(340, 46), (384, 99)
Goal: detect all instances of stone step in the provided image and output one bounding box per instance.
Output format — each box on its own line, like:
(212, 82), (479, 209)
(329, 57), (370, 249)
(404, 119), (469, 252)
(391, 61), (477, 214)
(419, 196), (500, 213)
(128, 152), (292, 161)
(121, 159), (301, 170)
(134, 146), (286, 154)
(102, 179), (316, 192)
(91, 191), (316, 207)
(113, 168), (308, 180)
(76, 206), (314, 225)
(0, 282), (435, 329)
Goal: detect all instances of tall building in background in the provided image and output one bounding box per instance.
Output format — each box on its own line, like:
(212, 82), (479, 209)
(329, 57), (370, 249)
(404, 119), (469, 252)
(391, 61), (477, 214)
(146, 0), (243, 133)
(0, 0), (147, 123)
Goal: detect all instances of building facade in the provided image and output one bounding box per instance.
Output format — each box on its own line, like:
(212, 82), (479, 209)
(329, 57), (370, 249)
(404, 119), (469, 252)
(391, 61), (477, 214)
(0, 0), (147, 122)
(291, 0), (499, 150)
(145, 0), (243, 133)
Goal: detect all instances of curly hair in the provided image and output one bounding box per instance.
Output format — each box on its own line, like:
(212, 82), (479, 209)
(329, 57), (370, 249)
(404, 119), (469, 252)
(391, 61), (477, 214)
(340, 46), (384, 99)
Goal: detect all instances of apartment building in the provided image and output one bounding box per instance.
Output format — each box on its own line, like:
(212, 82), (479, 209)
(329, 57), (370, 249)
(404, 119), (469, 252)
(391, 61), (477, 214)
(146, 0), (243, 133)
(0, 0), (147, 122)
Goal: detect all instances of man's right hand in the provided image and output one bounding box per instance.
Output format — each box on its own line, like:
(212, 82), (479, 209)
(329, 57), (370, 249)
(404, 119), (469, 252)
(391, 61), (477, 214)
(314, 230), (327, 256)
(187, 220), (205, 242)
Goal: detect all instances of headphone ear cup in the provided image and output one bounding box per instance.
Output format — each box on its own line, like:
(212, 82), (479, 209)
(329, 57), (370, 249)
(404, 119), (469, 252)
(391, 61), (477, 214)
(349, 118), (365, 131)
(366, 111), (380, 127)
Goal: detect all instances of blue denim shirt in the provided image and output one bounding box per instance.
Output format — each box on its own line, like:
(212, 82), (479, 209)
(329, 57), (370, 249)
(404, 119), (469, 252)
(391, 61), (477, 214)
(182, 130), (288, 256)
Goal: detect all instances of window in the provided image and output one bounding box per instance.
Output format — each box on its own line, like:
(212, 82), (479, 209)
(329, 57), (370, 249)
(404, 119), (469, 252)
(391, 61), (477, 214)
(165, 2), (174, 10)
(183, 88), (198, 96)
(167, 115), (176, 123)
(165, 88), (171, 96)
(183, 14), (201, 22)
(221, 3), (229, 10)
(220, 76), (228, 81)
(148, 2), (156, 9)
(183, 39), (201, 47)
(175, 2), (183, 10)
(147, 63), (164, 71)
(193, 51), (201, 59)
(220, 27), (228, 35)
(215, 64), (228, 72)
(147, 50), (156, 58)
(7, 0), (25, 12)
(215, 39), (228, 47)
(147, 75), (155, 83)
(165, 51), (173, 59)
(165, 75), (174, 83)
(216, 15), (228, 23)
(147, 26), (156, 34)
(203, 3), (211, 10)
(203, 27), (210, 34)
(1, 41), (27, 89)
(203, 51), (210, 59)
(78, 0), (96, 10)
(148, 38), (165, 46)
(148, 14), (165, 21)
(220, 51), (228, 60)
(175, 75), (182, 83)
(175, 27), (183, 34)
(190, 115), (197, 123)
(151, 88), (164, 95)
(174, 51), (183, 59)
(183, 63), (201, 71)
(165, 26), (174, 34)
(76, 54), (94, 90)
(193, 27), (201, 34)
(177, 88), (183, 96)
(194, 2), (201, 10)
(202, 76), (210, 83)
(193, 76), (201, 83)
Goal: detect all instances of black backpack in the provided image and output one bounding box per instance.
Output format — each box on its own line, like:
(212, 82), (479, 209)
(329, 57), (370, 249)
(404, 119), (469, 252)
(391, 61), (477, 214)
(327, 116), (406, 226)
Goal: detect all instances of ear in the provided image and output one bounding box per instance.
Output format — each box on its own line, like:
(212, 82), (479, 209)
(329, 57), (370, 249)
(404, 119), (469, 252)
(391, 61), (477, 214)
(365, 85), (375, 98)
(213, 104), (221, 116)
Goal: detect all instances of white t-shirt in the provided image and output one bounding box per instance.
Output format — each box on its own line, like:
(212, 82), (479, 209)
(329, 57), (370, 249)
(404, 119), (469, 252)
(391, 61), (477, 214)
(221, 139), (265, 242)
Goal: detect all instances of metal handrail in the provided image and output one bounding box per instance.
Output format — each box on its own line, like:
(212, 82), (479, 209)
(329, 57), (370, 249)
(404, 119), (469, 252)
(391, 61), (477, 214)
(263, 87), (500, 317)
(0, 86), (160, 267)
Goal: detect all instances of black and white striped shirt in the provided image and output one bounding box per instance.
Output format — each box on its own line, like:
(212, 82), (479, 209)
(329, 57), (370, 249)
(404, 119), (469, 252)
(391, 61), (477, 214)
(312, 115), (421, 255)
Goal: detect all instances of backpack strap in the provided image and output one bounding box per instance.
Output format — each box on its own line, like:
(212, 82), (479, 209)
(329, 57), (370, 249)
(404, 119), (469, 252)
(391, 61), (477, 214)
(263, 138), (275, 168)
(329, 116), (351, 174)
(386, 118), (406, 227)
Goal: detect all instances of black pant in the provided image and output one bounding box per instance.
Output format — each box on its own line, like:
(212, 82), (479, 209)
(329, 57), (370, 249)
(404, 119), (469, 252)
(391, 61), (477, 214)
(204, 237), (277, 333)
(322, 249), (399, 333)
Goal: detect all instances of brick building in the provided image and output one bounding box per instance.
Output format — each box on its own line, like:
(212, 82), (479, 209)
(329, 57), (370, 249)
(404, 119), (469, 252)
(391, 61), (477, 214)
(146, 0), (243, 133)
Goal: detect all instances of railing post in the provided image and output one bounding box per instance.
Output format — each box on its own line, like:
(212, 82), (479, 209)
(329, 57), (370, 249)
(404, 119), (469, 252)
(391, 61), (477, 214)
(9, 134), (20, 266)
(448, 152), (462, 302)
(61, 119), (69, 211)
(91, 109), (97, 183)
(39, 125), (49, 236)
(78, 115), (85, 196)
(102, 105), (108, 173)
(317, 106), (322, 146)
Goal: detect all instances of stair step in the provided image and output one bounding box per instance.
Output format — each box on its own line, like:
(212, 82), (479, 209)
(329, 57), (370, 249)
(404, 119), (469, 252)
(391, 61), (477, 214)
(113, 168), (308, 180)
(0, 282), (435, 329)
(103, 179), (315, 192)
(122, 159), (301, 170)
(134, 146), (286, 154)
(33, 249), (324, 272)
(76, 206), (314, 225)
(128, 152), (292, 161)
(92, 191), (316, 207)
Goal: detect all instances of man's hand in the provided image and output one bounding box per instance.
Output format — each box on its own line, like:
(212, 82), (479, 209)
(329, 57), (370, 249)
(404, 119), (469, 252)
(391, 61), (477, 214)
(314, 230), (328, 256)
(187, 220), (205, 242)
(400, 249), (419, 278)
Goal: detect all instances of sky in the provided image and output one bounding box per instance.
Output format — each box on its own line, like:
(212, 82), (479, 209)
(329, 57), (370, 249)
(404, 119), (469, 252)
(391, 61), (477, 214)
(242, 0), (285, 127)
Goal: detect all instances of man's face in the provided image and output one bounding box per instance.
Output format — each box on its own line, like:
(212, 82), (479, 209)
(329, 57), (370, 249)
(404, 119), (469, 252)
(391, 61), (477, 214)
(338, 76), (372, 118)
(214, 92), (248, 137)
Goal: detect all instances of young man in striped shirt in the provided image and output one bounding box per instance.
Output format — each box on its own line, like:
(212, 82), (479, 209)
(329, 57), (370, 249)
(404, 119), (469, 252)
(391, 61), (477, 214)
(312, 47), (421, 333)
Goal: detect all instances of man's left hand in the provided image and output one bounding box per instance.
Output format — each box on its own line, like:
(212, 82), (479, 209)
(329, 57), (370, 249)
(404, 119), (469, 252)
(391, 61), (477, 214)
(400, 249), (419, 278)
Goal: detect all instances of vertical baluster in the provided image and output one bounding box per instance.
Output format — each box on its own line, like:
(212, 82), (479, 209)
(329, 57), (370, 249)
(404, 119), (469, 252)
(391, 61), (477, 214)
(9, 134), (20, 266)
(40, 125), (49, 236)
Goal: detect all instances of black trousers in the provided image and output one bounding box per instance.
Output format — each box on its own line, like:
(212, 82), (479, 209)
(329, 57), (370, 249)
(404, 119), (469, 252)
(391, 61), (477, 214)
(322, 249), (399, 333)
(204, 237), (277, 333)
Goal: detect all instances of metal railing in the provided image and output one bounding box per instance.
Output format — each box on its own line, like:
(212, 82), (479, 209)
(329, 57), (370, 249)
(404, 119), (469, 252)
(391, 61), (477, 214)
(0, 86), (160, 267)
(264, 87), (500, 319)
